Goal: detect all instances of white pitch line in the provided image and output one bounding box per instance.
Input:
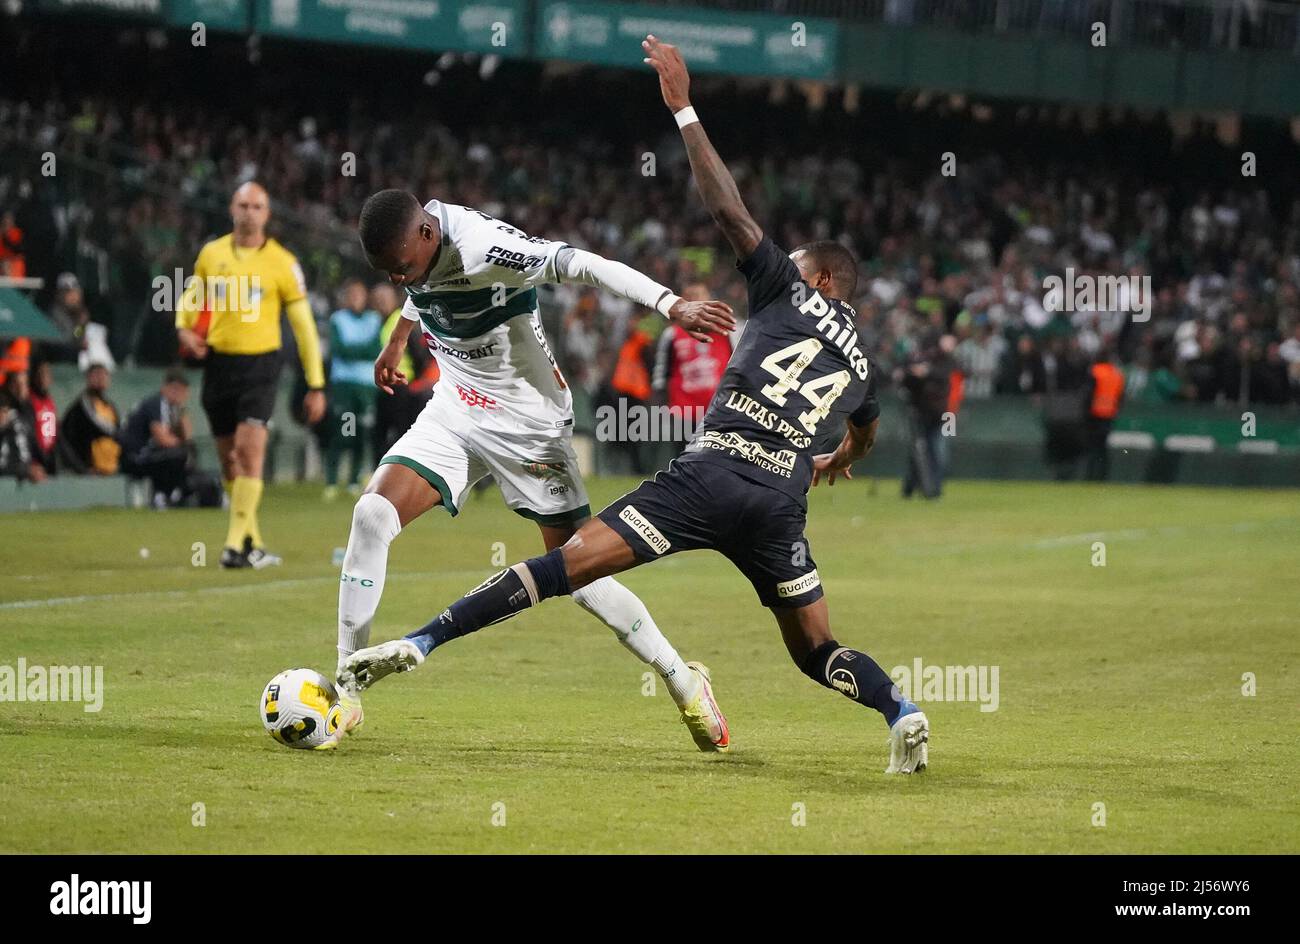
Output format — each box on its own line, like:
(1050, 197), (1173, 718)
(5, 518), (1293, 610)
(1026, 528), (1152, 549)
(0, 570), (484, 612)
(0, 576), (334, 611)
(1024, 518), (1294, 550)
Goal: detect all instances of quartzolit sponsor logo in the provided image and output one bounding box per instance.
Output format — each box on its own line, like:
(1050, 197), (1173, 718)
(619, 505), (671, 555)
(775, 569), (820, 598)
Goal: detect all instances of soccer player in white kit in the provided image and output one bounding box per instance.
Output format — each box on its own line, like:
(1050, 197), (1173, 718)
(333, 190), (735, 750)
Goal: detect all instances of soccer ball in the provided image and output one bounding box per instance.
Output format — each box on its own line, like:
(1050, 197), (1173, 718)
(260, 668), (343, 750)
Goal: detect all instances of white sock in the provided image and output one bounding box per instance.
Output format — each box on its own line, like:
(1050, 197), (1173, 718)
(571, 577), (700, 707)
(337, 492), (402, 670)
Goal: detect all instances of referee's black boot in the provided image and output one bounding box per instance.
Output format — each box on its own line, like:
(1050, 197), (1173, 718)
(220, 546), (250, 569)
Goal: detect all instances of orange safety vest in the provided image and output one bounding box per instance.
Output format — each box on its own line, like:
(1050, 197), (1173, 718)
(0, 336), (31, 385)
(409, 358), (440, 394)
(0, 225), (25, 278)
(947, 369), (965, 416)
(611, 330), (652, 402)
(1089, 362), (1124, 419)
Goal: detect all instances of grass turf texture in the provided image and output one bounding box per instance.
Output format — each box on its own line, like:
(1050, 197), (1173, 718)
(1, 478), (1296, 854)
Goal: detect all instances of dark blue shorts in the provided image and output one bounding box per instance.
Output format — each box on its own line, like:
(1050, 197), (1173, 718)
(597, 456), (823, 609)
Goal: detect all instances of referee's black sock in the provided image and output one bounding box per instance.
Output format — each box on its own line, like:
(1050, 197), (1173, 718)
(801, 640), (903, 725)
(405, 549), (571, 655)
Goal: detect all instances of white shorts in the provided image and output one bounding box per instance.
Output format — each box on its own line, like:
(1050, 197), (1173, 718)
(379, 398), (590, 525)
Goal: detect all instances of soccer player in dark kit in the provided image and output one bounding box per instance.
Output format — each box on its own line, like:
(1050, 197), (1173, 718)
(340, 36), (930, 773)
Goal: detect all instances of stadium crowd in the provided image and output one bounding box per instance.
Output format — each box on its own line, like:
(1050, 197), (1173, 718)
(2, 29), (1299, 490)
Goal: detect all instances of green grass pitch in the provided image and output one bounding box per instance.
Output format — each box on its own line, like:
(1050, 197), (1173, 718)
(1, 477), (1296, 853)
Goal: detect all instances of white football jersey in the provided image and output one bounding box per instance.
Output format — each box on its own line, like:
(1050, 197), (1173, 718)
(400, 200), (573, 438)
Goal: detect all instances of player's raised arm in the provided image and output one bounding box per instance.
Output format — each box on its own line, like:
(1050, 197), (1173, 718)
(643, 35), (763, 261)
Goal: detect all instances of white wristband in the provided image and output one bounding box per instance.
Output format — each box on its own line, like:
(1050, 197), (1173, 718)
(674, 106), (699, 129)
(655, 292), (681, 318)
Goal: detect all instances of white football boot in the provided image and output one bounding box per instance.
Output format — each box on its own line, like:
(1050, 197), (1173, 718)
(678, 662), (730, 752)
(336, 688), (364, 736)
(885, 702), (930, 774)
(337, 639), (425, 693)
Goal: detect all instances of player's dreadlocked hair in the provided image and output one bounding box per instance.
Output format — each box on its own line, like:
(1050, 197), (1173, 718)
(794, 240), (859, 300)
(358, 190), (423, 255)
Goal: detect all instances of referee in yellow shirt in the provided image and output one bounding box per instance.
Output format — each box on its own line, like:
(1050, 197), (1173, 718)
(176, 181), (326, 569)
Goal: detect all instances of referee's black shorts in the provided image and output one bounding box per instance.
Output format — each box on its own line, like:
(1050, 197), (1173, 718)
(201, 351), (282, 437)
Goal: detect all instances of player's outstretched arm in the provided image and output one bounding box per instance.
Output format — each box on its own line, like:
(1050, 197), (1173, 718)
(556, 246), (734, 342)
(811, 417), (878, 487)
(643, 34), (763, 261)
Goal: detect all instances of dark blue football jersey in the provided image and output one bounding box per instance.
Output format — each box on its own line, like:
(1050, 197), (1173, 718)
(679, 236), (879, 502)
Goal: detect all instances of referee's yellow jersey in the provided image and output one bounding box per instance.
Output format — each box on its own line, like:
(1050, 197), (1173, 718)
(177, 234), (325, 388)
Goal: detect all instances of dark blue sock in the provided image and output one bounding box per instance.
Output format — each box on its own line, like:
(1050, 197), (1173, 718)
(801, 639), (902, 725)
(406, 549), (571, 656)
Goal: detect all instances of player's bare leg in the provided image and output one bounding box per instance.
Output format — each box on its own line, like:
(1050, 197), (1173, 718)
(774, 601), (928, 773)
(339, 516), (632, 677)
(337, 461), (442, 659)
(341, 517), (730, 751)
(539, 520), (727, 751)
(333, 463), (442, 736)
(339, 516), (631, 691)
